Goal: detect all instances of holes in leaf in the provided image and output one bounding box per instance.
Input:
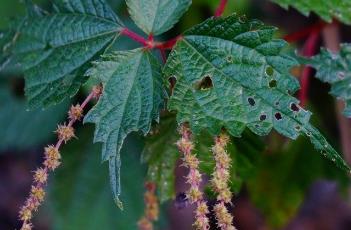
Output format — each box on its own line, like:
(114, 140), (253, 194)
(238, 15), (247, 23)
(248, 97), (256, 106)
(290, 103), (300, 112)
(295, 125), (301, 131)
(269, 80), (277, 88)
(338, 71), (345, 80)
(194, 75), (213, 90)
(226, 55), (233, 63)
(275, 112), (282, 120)
(306, 132), (312, 137)
(260, 114), (267, 121)
(265, 66), (274, 76)
(275, 101), (280, 106)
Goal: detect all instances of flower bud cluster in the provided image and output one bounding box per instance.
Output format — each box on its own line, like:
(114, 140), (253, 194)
(177, 124), (209, 230)
(211, 133), (236, 230)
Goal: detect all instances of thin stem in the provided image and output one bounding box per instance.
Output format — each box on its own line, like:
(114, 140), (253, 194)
(215, 0), (228, 17)
(154, 35), (183, 50)
(121, 28), (150, 47)
(159, 49), (167, 63)
(284, 21), (326, 43)
(298, 31), (320, 107)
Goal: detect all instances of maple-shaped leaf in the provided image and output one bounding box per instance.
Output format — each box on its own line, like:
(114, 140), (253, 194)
(84, 48), (166, 207)
(270, 0), (351, 25)
(308, 44), (351, 117)
(164, 14), (350, 172)
(12, 0), (123, 108)
(126, 0), (192, 35)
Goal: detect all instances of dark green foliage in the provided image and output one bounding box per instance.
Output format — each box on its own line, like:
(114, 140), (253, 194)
(14, 0), (123, 108)
(0, 86), (68, 151)
(50, 128), (146, 229)
(126, 0), (192, 35)
(164, 14), (350, 172)
(271, 0), (351, 25)
(308, 44), (351, 117)
(84, 49), (166, 207)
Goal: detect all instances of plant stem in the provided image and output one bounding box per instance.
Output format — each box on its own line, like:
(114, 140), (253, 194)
(284, 21), (325, 43)
(322, 23), (351, 165)
(215, 0), (228, 17)
(298, 31), (320, 107)
(121, 28), (150, 47)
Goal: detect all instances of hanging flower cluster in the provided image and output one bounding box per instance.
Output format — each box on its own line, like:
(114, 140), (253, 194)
(177, 124), (210, 230)
(138, 182), (159, 230)
(17, 86), (102, 230)
(211, 133), (236, 230)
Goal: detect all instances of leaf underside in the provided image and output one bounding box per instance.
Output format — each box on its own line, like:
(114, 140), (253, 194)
(271, 0), (351, 25)
(309, 44), (351, 117)
(84, 48), (165, 207)
(164, 14), (350, 172)
(14, 0), (123, 109)
(141, 115), (179, 202)
(126, 0), (192, 35)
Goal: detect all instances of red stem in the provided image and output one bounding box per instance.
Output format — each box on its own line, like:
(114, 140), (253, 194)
(159, 49), (167, 63)
(298, 31), (320, 107)
(121, 28), (150, 47)
(155, 35), (183, 50)
(284, 21), (326, 43)
(215, 0), (228, 17)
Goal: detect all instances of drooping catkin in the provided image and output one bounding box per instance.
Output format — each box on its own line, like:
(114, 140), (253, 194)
(211, 132), (237, 230)
(138, 182), (159, 230)
(177, 124), (210, 230)
(18, 88), (100, 230)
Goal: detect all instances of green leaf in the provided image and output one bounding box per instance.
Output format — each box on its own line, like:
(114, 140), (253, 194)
(126, 0), (192, 35)
(142, 115), (261, 202)
(50, 128), (146, 230)
(13, 0), (123, 108)
(270, 0), (351, 25)
(308, 44), (351, 117)
(84, 48), (166, 207)
(164, 14), (350, 173)
(141, 115), (179, 202)
(0, 86), (68, 151)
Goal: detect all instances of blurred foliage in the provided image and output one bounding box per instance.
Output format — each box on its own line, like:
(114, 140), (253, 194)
(49, 128), (147, 230)
(247, 137), (349, 228)
(0, 85), (68, 152)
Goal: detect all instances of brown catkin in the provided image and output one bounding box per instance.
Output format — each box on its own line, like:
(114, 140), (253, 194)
(138, 182), (159, 230)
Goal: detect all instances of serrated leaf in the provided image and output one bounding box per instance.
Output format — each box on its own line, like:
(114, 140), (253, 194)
(0, 86), (68, 151)
(270, 0), (351, 25)
(308, 44), (351, 117)
(50, 129), (146, 230)
(12, 0), (123, 109)
(126, 0), (192, 35)
(164, 14), (350, 173)
(142, 115), (179, 202)
(84, 48), (166, 206)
